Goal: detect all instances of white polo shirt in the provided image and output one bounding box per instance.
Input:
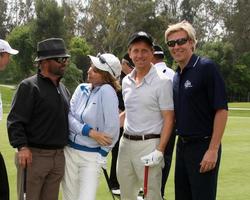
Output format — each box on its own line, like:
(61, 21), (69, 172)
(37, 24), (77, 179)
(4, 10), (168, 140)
(154, 62), (175, 81)
(122, 66), (173, 135)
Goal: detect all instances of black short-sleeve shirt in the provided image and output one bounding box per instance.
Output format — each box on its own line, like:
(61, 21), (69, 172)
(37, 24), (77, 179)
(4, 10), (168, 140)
(173, 54), (228, 136)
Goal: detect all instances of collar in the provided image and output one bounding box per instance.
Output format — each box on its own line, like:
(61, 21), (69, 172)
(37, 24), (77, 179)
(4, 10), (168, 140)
(128, 64), (156, 85)
(176, 54), (200, 74)
(80, 84), (101, 95)
(38, 70), (61, 85)
(154, 62), (166, 67)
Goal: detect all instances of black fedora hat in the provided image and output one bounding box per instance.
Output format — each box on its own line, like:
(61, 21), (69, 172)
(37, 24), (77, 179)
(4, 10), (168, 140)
(35, 38), (70, 62)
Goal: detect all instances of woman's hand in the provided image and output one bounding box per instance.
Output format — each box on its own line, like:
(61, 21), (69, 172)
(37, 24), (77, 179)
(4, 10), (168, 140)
(89, 129), (112, 146)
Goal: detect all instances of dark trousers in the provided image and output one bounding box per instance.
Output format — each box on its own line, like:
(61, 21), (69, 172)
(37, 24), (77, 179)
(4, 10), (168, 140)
(0, 152), (9, 200)
(109, 127), (123, 189)
(175, 136), (221, 200)
(161, 130), (176, 197)
(16, 148), (65, 200)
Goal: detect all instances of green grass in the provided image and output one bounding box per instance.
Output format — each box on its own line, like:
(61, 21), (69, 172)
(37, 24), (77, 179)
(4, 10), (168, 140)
(229, 102), (250, 108)
(0, 85), (15, 113)
(1, 85), (250, 199)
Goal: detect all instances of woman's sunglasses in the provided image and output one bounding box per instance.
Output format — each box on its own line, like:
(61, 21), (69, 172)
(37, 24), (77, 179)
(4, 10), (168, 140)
(97, 53), (116, 77)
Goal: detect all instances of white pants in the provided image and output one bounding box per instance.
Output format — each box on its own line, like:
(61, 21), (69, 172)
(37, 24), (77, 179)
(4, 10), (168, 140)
(62, 146), (101, 200)
(117, 137), (164, 200)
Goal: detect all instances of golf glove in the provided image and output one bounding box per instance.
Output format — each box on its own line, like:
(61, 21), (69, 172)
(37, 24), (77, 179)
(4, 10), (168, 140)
(97, 154), (107, 169)
(141, 149), (163, 166)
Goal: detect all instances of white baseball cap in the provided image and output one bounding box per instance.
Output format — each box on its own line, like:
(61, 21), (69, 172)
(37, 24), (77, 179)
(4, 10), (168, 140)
(88, 53), (121, 78)
(0, 39), (19, 55)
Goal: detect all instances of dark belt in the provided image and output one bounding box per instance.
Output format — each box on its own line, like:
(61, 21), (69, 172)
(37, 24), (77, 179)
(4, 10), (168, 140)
(178, 135), (211, 143)
(123, 133), (160, 141)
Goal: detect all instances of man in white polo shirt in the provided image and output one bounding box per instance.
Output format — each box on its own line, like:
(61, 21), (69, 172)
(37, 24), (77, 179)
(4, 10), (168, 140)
(152, 44), (175, 80)
(0, 39), (19, 200)
(117, 32), (174, 200)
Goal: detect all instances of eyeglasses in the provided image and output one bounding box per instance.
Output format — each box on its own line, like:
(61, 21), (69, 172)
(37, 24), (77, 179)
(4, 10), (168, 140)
(49, 57), (69, 64)
(97, 53), (116, 77)
(166, 38), (189, 47)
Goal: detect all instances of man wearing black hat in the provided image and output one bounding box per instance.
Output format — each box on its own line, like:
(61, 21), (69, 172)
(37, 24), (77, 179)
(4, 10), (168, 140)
(0, 39), (19, 200)
(7, 38), (71, 200)
(152, 44), (176, 199)
(117, 31), (174, 200)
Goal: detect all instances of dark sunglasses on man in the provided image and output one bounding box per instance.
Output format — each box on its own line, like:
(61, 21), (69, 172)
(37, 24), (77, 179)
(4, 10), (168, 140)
(49, 57), (69, 64)
(166, 37), (189, 47)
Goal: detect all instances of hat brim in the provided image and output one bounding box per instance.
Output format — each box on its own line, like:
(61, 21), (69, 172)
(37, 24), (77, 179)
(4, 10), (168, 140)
(8, 49), (19, 55)
(153, 51), (164, 55)
(2, 49), (19, 55)
(35, 53), (70, 62)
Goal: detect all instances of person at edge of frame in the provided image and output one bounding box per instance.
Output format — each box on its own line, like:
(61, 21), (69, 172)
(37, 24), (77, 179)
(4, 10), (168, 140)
(7, 38), (71, 200)
(117, 31), (175, 200)
(0, 39), (19, 200)
(109, 53), (134, 196)
(152, 44), (176, 199)
(165, 20), (228, 200)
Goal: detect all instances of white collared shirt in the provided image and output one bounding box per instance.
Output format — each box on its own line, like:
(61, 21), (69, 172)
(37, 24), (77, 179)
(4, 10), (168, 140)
(154, 62), (175, 81)
(122, 66), (173, 135)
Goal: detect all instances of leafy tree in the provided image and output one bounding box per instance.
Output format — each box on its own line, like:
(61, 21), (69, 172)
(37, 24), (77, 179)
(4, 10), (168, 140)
(32, 0), (66, 44)
(222, 0), (250, 57)
(6, 24), (35, 80)
(78, 0), (176, 57)
(180, 0), (194, 23)
(0, 0), (8, 38)
(62, 0), (77, 43)
(62, 63), (82, 94)
(7, 0), (35, 29)
(179, 0), (222, 43)
(69, 36), (93, 81)
(198, 41), (250, 99)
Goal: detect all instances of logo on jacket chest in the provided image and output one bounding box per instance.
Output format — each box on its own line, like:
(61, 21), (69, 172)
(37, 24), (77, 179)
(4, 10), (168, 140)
(184, 80), (193, 89)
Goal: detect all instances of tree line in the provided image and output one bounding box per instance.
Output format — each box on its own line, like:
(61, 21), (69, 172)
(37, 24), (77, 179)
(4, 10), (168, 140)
(0, 0), (249, 100)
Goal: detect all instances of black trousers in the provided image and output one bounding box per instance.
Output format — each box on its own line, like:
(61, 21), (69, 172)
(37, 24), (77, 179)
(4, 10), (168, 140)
(175, 136), (221, 200)
(109, 127), (123, 189)
(0, 152), (9, 200)
(161, 129), (176, 197)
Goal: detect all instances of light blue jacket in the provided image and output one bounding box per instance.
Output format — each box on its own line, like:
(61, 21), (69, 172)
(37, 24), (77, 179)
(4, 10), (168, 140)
(68, 83), (120, 156)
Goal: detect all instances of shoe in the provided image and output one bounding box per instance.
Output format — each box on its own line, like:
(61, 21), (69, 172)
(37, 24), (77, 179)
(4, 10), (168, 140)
(111, 188), (120, 195)
(137, 196), (144, 200)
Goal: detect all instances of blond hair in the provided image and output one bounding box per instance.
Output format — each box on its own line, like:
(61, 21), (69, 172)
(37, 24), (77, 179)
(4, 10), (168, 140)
(165, 20), (197, 51)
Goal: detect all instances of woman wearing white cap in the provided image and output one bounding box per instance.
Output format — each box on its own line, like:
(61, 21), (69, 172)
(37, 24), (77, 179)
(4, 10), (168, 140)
(62, 53), (121, 200)
(0, 39), (18, 200)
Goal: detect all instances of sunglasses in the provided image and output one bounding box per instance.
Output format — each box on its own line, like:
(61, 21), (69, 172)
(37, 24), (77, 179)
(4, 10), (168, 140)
(49, 57), (69, 64)
(166, 37), (189, 47)
(122, 59), (134, 69)
(97, 53), (116, 77)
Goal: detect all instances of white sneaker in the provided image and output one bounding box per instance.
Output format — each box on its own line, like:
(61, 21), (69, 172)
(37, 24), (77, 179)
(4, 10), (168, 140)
(112, 188), (121, 195)
(137, 196), (144, 200)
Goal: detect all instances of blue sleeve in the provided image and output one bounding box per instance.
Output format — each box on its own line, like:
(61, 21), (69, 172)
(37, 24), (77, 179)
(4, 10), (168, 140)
(204, 60), (228, 110)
